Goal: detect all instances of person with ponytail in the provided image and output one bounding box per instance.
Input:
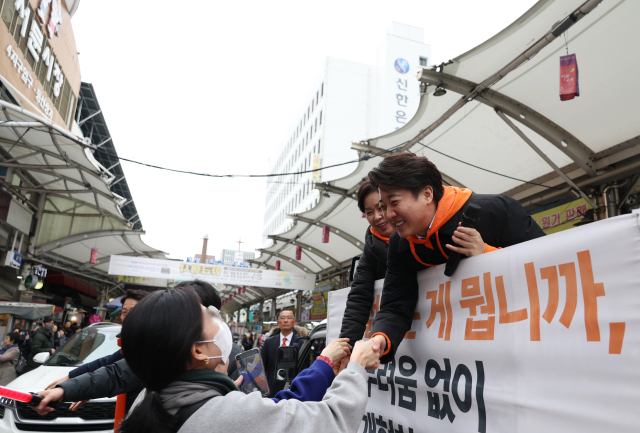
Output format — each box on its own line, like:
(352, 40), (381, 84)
(340, 179), (395, 348)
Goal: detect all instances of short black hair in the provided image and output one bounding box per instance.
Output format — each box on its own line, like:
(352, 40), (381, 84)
(122, 289), (150, 305)
(357, 180), (376, 213)
(42, 316), (53, 324)
(6, 332), (20, 344)
(175, 280), (221, 309)
(369, 152), (444, 203)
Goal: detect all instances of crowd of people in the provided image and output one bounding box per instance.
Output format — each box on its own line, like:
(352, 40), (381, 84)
(3, 151), (544, 432)
(0, 317), (83, 385)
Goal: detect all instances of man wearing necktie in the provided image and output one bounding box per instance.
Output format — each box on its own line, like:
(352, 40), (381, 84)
(261, 309), (302, 395)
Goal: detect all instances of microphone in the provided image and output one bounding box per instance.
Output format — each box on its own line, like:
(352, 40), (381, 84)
(444, 204), (481, 277)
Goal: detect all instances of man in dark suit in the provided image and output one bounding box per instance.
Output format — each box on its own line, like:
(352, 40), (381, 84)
(260, 309), (302, 396)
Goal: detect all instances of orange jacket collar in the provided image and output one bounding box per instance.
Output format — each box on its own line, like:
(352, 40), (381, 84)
(407, 186), (472, 249)
(370, 227), (390, 244)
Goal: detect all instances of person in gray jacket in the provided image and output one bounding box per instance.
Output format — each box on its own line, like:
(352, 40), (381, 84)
(34, 288), (380, 433)
(0, 332), (21, 385)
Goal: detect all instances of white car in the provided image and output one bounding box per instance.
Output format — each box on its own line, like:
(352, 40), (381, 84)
(0, 323), (122, 433)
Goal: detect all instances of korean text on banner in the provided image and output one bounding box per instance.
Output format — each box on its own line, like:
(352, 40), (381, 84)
(108, 256), (315, 291)
(327, 212), (640, 433)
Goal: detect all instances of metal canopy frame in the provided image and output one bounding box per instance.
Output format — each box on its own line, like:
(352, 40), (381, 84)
(76, 83), (143, 230)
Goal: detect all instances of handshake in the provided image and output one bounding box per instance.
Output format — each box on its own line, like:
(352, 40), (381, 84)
(318, 338), (382, 375)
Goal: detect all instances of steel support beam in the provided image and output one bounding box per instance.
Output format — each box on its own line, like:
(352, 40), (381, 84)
(287, 214), (363, 249)
(495, 109), (596, 209)
(78, 109), (102, 126)
(417, 69), (597, 175)
(268, 235), (341, 268)
(35, 229), (146, 255)
(256, 249), (310, 274)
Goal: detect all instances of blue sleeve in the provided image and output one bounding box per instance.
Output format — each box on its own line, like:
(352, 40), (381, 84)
(270, 360), (334, 403)
(68, 349), (123, 379)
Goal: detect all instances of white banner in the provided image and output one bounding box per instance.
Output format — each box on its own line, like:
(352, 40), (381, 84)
(327, 212), (640, 433)
(108, 255), (315, 291)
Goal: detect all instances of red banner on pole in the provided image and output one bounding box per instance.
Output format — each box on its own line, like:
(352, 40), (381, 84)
(560, 54), (579, 101)
(275, 260), (281, 270)
(322, 225), (330, 243)
(295, 246), (302, 260)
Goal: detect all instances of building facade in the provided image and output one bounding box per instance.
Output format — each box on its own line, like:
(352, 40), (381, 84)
(262, 23), (430, 242)
(221, 249), (255, 266)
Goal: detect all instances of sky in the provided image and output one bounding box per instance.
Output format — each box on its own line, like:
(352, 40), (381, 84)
(71, 0), (537, 261)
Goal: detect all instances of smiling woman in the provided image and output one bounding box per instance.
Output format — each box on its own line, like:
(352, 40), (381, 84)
(339, 180), (394, 348)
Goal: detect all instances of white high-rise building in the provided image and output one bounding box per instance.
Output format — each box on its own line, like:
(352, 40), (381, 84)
(262, 23), (430, 242)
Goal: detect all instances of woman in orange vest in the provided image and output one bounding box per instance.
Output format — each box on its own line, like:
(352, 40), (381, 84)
(366, 152), (545, 363)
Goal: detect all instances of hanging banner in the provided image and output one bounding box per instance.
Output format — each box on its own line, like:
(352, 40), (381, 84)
(295, 246), (302, 261)
(275, 260), (281, 271)
(108, 256), (315, 291)
(327, 212), (640, 433)
(560, 54), (579, 101)
(90, 247), (98, 264)
(322, 225), (330, 243)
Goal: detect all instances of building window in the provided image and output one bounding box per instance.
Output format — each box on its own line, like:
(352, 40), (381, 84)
(419, 57), (428, 67)
(319, 111), (322, 125)
(321, 82), (324, 97)
(316, 91), (319, 104)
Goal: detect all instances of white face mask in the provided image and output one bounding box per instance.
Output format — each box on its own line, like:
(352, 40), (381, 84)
(196, 306), (232, 365)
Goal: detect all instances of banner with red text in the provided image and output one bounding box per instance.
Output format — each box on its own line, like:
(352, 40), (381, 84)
(327, 212), (640, 433)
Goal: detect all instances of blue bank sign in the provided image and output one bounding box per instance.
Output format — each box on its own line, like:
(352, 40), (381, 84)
(394, 58), (410, 74)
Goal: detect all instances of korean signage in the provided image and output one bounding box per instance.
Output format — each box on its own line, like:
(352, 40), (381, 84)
(309, 283), (331, 320)
(1, 0), (74, 124)
(116, 275), (168, 288)
(327, 212), (640, 433)
(560, 54), (579, 101)
(108, 255), (315, 291)
(530, 197), (591, 234)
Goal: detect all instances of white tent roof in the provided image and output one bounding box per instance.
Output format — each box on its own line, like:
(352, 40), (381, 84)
(0, 101), (167, 290)
(252, 0), (640, 287)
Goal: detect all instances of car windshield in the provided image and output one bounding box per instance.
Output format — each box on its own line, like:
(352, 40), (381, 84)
(45, 327), (120, 367)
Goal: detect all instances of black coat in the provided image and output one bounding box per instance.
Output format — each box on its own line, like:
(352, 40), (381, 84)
(260, 330), (303, 396)
(58, 358), (142, 411)
(371, 193), (545, 363)
(339, 227), (388, 347)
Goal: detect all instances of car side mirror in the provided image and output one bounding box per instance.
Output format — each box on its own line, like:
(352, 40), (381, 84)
(275, 346), (298, 382)
(33, 352), (50, 364)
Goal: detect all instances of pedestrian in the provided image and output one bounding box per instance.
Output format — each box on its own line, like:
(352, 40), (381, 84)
(52, 325), (60, 349)
(260, 309), (304, 396)
(365, 152), (546, 363)
(35, 288), (379, 433)
(0, 331), (21, 385)
(63, 321), (72, 338)
(340, 180), (394, 348)
(25, 317), (55, 372)
(241, 333), (253, 351)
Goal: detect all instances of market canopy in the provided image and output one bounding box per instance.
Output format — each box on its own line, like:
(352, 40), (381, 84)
(0, 93), (167, 294)
(0, 302), (54, 320)
(252, 0), (640, 301)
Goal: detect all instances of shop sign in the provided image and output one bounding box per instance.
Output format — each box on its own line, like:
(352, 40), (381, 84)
(4, 251), (22, 269)
(33, 266), (47, 278)
(530, 197), (591, 234)
(4, 1), (69, 120)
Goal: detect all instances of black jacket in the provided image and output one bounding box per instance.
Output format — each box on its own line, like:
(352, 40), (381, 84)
(58, 358), (142, 411)
(339, 227), (388, 347)
(371, 192), (545, 363)
(260, 330), (303, 396)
